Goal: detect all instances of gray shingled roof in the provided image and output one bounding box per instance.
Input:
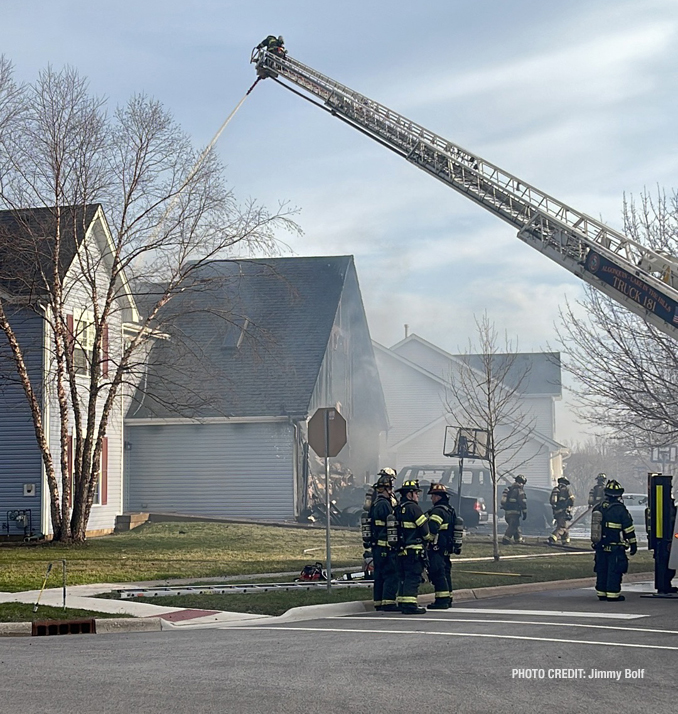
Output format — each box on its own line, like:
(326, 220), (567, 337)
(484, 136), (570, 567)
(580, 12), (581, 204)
(128, 256), (354, 419)
(0, 205), (100, 298)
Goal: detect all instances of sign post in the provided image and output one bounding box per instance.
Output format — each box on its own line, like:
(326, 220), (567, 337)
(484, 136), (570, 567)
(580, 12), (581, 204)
(308, 407), (347, 591)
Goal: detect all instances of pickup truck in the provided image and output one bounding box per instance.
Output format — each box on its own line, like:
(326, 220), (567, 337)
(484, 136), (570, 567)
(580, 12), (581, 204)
(398, 464), (552, 534)
(396, 465), (488, 529)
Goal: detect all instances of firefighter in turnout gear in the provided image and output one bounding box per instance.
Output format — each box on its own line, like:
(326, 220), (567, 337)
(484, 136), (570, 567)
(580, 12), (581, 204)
(394, 480), (431, 614)
(588, 473), (607, 507)
(501, 474), (527, 544)
(591, 479), (637, 601)
(256, 34), (286, 55)
(426, 483), (456, 609)
(369, 469), (399, 612)
(548, 476), (575, 544)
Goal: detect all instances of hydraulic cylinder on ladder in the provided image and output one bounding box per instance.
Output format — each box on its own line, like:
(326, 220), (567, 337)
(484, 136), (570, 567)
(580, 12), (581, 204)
(251, 47), (678, 340)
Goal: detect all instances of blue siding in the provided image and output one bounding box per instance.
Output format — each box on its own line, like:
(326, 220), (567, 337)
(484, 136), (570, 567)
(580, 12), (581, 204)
(0, 308), (44, 536)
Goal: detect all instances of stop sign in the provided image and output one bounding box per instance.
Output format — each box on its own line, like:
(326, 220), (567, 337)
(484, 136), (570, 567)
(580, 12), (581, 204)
(308, 407), (347, 457)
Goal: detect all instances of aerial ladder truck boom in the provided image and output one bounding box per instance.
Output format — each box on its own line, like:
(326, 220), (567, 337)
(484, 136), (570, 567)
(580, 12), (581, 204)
(252, 49), (678, 340)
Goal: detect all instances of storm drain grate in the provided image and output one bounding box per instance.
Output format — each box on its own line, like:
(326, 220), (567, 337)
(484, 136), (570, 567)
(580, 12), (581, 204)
(32, 619), (96, 636)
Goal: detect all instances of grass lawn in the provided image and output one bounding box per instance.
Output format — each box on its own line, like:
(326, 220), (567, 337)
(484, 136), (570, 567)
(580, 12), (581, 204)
(0, 603), (129, 622)
(109, 548), (656, 617)
(0, 521), (650, 595)
(0, 522), (560, 593)
(0, 522), (365, 592)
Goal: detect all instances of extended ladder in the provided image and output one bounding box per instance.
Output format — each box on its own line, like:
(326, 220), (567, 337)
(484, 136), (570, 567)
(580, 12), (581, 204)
(253, 49), (678, 340)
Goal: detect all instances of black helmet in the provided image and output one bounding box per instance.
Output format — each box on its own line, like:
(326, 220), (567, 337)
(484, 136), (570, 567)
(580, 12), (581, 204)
(596, 472), (607, 482)
(397, 479), (422, 494)
(604, 479), (624, 497)
(514, 474), (527, 485)
(428, 482), (449, 496)
(558, 476), (570, 485)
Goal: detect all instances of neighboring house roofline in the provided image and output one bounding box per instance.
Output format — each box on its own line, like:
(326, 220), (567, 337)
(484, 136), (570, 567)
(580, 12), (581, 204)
(389, 410), (567, 455)
(391, 333), (562, 397)
(373, 340), (452, 389)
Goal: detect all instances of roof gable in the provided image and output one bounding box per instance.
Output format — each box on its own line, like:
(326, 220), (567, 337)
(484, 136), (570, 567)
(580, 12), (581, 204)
(392, 334), (561, 396)
(0, 204), (99, 299)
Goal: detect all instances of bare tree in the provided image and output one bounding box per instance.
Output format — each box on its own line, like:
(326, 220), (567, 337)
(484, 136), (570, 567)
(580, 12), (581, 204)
(563, 436), (649, 496)
(557, 188), (678, 448)
(446, 313), (539, 560)
(0, 59), (297, 542)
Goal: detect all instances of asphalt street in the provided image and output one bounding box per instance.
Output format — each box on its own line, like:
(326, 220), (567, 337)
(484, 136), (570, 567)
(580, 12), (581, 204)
(2, 582), (677, 714)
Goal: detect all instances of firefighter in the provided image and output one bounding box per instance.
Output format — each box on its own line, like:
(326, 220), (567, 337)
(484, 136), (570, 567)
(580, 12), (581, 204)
(256, 34), (286, 55)
(588, 473), (607, 507)
(394, 479), (431, 614)
(369, 468), (399, 612)
(548, 476), (575, 544)
(591, 479), (637, 601)
(426, 482), (456, 609)
(501, 474), (527, 544)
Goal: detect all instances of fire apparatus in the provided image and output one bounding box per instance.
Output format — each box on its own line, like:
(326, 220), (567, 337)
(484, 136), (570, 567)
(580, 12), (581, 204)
(251, 46), (678, 590)
(252, 47), (678, 341)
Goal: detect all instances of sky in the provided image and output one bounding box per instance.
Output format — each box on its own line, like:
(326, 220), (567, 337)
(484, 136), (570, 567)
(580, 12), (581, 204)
(2, 0), (677, 444)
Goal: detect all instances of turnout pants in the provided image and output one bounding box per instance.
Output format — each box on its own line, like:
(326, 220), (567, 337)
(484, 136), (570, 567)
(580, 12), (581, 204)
(594, 546), (628, 598)
(372, 545), (398, 607)
(428, 548), (452, 601)
(550, 514), (570, 543)
(503, 512), (523, 543)
(397, 549), (424, 610)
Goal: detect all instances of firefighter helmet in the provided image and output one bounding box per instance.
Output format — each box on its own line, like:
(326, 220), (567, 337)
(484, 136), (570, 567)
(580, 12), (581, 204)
(397, 479), (422, 494)
(604, 479), (624, 497)
(428, 482), (449, 496)
(514, 474), (527, 485)
(558, 476), (570, 485)
(375, 468), (396, 489)
(596, 472), (607, 482)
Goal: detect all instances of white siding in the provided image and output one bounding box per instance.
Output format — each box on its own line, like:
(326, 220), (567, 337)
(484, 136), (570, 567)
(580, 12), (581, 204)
(125, 421), (296, 520)
(375, 349), (447, 445)
(45, 216), (127, 534)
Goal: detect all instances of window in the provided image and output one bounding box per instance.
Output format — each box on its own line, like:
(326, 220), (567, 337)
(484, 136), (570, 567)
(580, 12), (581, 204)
(68, 311), (108, 377)
(72, 309), (95, 375)
(92, 438), (108, 507)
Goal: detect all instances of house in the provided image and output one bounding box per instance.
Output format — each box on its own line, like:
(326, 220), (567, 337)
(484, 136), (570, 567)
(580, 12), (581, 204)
(124, 255), (388, 520)
(0, 205), (139, 538)
(375, 334), (566, 488)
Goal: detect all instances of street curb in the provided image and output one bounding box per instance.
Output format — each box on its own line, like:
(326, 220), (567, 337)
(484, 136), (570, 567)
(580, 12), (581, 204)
(419, 570), (655, 604)
(180, 599), (374, 630)
(94, 617), (163, 634)
(0, 617), (164, 637)
(0, 622), (31, 637)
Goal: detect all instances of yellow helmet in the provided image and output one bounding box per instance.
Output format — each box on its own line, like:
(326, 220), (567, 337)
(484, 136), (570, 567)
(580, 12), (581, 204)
(397, 479), (421, 494)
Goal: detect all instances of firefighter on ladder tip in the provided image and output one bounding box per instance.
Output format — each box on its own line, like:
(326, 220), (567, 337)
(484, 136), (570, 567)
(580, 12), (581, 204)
(501, 474), (527, 545)
(256, 34), (286, 56)
(588, 473), (607, 508)
(548, 476), (575, 545)
(425, 482), (463, 609)
(362, 468), (400, 611)
(391, 479), (431, 614)
(591, 479), (637, 601)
